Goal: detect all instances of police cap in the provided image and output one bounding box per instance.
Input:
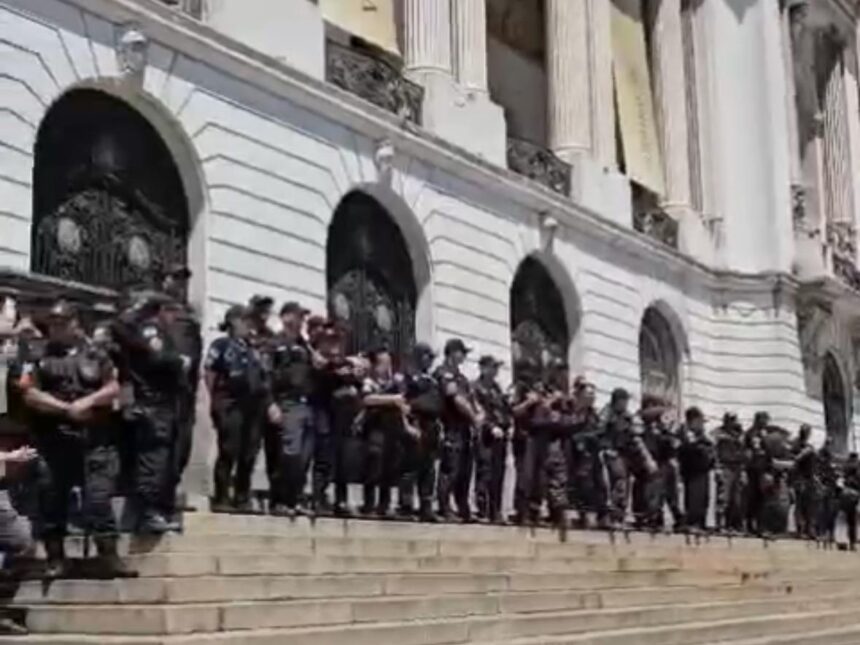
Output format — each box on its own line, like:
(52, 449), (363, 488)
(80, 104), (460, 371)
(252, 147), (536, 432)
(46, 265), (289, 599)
(219, 304), (248, 331)
(47, 300), (78, 321)
(443, 338), (471, 356)
(478, 355), (503, 368)
(413, 342), (436, 360)
(280, 301), (310, 317)
(248, 294), (274, 311)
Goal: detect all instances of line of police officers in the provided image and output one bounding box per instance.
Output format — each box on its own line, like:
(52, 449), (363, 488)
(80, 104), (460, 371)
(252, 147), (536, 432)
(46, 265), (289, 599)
(7, 277), (860, 582)
(207, 296), (860, 547)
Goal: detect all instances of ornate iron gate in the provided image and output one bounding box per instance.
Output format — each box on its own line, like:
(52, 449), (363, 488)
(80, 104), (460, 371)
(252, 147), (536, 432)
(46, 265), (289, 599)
(31, 89), (188, 292)
(327, 193), (416, 367)
(639, 307), (681, 409)
(510, 257), (569, 382)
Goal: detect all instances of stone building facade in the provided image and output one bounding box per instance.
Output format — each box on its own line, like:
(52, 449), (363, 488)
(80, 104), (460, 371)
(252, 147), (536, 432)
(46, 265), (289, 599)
(1, 0), (860, 492)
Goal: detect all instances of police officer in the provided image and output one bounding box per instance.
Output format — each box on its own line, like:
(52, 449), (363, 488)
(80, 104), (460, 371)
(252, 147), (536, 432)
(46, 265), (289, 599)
(523, 359), (571, 532)
(790, 423), (818, 540)
(597, 388), (636, 529)
(160, 264), (202, 518)
(678, 407), (714, 532)
(510, 358), (541, 525)
(204, 305), (266, 513)
(744, 411), (771, 534)
(20, 301), (135, 577)
(472, 355), (511, 524)
(361, 347), (410, 518)
(113, 292), (190, 534)
(568, 379), (602, 528)
(435, 339), (482, 523)
(713, 413), (747, 534)
(267, 301), (315, 517)
(399, 343), (443, 522)
(246, 295), (278, 502)
(840, 452), (860, 550)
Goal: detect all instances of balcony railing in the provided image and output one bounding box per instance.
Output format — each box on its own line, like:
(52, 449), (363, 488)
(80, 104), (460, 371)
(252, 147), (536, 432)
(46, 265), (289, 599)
(325, 41), (423, 125)
(158, 0), (203, 18)
(506, 137), (571, 196)
(633, 208), (679, 249)
(827, 220), (860, 291)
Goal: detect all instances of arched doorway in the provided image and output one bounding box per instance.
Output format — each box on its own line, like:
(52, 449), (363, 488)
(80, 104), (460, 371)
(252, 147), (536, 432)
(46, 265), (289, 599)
(823, 353), (849, 454)
(326, 192), (416, 367)
(31, 89), (189, 292)
(639, 306), (681, 409)
(510, 256), (570, 383)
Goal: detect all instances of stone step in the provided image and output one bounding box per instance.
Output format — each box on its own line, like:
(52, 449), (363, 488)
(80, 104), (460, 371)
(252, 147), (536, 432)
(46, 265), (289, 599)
(179, 514), (832, 555)
(4, 568), (762, 605)
(19, 589), (860, 636)
(718, 623), (860, 645)
(112, 552), (689, 578)
(58, 533), (860, 576)
(7, 604), (860, 644)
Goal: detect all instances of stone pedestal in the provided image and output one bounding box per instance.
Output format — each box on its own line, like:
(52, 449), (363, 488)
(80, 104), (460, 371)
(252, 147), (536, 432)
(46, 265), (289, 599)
(203, 0), (325, 79)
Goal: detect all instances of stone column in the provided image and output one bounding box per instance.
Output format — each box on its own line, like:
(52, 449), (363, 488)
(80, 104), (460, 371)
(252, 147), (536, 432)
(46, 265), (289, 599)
(648, 0), (691, 211)
(404, 0), (452, 75)
(545, 0), (592, 162)
(589, 0), (616, 169)
(452, 0), (488, 93)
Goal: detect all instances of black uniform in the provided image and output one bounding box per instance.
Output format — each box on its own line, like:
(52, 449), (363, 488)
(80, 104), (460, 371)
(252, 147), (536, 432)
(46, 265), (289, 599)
(567, 405), (602, 524)
(472, 377), (512, 523)
(841, 456), (860, 549)
(164, 303), (202, 510)
(361, 373), (407, 515)
(399, 370), (443, 518)
(679, 431), (715, 530)
(435, 364), (476, 521)
(205, 335), (266, 508)
(790, 435), (818, 539)
(25, 339), (118, 550)
(597, 404), (635, 526)
(713, 420), (747, 533)
(267, 332), (315, 511)
(325, 361), (364, 512)
(522, 384), (570, 524)
(119, 315), (188, 527)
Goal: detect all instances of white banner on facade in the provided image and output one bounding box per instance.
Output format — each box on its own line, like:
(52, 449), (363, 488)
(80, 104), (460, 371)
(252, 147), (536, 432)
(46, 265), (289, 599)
(611, 0), (665, 195)
(320, 0), (401, 55)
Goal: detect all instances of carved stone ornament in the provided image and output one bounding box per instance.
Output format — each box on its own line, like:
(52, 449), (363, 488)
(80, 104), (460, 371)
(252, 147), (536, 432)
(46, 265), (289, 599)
(326, 41), (423, 125)
(827, 220), (860, 292)
(633, 208), (680, 249)
(116, 24), (149, 79)
(374, 139), (395, 183)
(791, 183), (807, 229)
(506, 137), (572, 196)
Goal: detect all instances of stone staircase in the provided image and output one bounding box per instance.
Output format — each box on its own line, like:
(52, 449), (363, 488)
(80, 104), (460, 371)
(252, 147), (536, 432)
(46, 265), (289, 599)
(5, 514), (860, 643)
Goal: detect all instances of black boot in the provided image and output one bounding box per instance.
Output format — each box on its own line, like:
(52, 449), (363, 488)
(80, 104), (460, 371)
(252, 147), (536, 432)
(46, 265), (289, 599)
(137, 509), (170, 535)
(94, 536), (138, 579)
(43, 537), (67, 580)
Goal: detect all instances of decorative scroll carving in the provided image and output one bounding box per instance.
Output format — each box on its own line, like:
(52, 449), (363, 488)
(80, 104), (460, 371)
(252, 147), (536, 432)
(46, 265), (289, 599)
(633, 208), (679, 249)
(827, 220), (860, 291)
(791, 183), (807, 229)
(326, 41), (424, 125)
(506, 137), (572, 196)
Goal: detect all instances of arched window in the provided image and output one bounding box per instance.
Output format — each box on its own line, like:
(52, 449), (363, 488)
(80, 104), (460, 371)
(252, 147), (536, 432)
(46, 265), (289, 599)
(823, 353), (849, 455)
(639, 306), (681, 408)
(510, 256), (570, 383)
(326, 192), (416, 368)
(31, 90), (189, 292)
